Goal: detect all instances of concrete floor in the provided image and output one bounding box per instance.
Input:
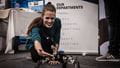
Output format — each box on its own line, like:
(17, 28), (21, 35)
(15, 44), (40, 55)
(0, 52), (120, 68)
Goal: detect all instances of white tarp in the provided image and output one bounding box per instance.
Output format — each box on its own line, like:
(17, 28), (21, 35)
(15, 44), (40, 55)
(5, 10), (15, 54)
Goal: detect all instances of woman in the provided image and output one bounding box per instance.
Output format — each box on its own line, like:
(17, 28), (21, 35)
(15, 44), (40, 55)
(26, 2), (61, 63)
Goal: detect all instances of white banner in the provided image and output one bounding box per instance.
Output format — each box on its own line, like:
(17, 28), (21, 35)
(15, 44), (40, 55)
(45, 0), (98, 53)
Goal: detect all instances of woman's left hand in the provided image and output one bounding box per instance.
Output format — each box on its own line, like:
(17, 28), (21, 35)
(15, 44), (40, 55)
(51, 45), (58, 55)
(48, 60), (60, 64)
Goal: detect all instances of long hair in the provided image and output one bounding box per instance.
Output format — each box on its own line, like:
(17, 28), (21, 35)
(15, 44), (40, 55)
(27, 17), (42, 34)
(27, 2), (56, 34)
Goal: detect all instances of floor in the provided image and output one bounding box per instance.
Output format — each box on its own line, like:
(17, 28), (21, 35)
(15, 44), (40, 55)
(0, 52), (120, 68)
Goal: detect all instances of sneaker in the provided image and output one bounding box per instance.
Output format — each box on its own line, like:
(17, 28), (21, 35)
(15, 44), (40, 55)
(96, 54), (120, 62)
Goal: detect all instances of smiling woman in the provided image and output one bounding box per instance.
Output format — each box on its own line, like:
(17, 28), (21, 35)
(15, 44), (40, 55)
(26, 2), (62, 64)
(42, 11), (56, 28)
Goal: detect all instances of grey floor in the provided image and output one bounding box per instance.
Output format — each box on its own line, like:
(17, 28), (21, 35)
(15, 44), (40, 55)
(0, 52), (120, 68)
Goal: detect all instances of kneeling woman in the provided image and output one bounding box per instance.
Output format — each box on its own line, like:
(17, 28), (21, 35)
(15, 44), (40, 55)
(26, 2), (61, 63)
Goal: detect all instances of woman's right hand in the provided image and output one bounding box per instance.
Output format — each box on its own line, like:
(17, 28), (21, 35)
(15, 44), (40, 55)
(34, 40), (53, 57)
(37, 49), (53, 57)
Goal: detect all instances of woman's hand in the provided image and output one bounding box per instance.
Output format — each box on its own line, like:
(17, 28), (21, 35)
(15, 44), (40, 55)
(37, 49), (53, 57)
(48, 60), (60, 64)
(51, 44), (59, 55)
(34, 40), (53, 57)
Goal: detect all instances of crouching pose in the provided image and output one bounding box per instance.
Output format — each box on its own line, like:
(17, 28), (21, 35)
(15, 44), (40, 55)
(26, 2), (61, 64)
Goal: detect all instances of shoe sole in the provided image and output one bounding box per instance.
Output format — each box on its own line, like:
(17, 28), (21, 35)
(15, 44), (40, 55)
(96, 59), (120, 62)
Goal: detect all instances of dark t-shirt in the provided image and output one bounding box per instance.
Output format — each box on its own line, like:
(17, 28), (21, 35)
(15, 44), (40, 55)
(26, 18), (61, 53)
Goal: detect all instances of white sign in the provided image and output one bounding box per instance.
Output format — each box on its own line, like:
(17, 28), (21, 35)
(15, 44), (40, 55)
(28, 1), (44, 12)
(46, 0), (98, 53)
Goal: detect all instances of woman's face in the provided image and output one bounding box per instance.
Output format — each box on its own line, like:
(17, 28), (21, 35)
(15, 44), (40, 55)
(42, 10), (56, 28)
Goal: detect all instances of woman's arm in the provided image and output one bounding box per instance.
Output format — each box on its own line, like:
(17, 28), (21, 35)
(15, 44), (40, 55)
(34, 40), (53, 57)
(52, 18), (62, 54)
(31, 27), (53, 57)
